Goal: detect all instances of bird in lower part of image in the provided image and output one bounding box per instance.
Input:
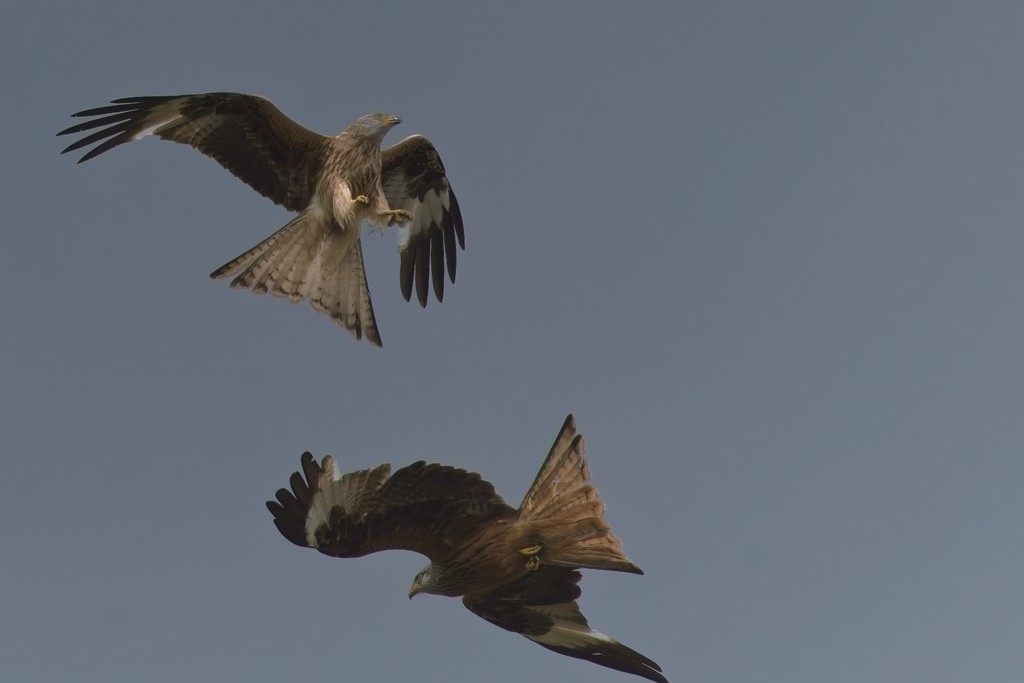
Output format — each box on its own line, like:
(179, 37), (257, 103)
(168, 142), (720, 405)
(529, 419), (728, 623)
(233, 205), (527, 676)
(267, 414), (668, 683)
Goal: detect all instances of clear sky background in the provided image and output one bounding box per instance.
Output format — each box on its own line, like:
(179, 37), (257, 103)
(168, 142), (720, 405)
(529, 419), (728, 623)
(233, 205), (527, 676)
(3, 2), (1023, 682)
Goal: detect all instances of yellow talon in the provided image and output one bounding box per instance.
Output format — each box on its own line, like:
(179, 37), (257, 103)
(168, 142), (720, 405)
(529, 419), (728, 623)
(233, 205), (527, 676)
(354, 195), (370, 206)
(518, 544), (542, 556)
(383, 209), (413, 226)
(525, 556), (541, 571)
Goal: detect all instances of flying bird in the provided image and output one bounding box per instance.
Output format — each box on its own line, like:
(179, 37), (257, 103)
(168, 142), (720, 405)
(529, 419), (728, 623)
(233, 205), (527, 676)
(267, 415), (667, 683)
(57, 93), (465, 346)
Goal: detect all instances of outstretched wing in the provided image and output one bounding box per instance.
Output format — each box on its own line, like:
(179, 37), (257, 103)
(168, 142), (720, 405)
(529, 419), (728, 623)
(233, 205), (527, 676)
(465, 566), (668, 683)
(58, 92), (329, 211)
(267, 452), (514, 561)
(381, 135), (466, 307)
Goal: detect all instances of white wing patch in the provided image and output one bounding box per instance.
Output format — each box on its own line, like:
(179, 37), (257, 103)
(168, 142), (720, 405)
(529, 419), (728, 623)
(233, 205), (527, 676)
(134, 118), (177, 141)
(396, 185), (450, 252)
(526, 623), (617, 648)
(303, 456), (393, 547)
(137, 100), (191, 141)
(304, 455), (341, 547)
(517, 601), (667, 682)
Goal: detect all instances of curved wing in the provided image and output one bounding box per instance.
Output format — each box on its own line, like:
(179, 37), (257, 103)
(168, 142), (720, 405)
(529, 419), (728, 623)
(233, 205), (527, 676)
(381, 135), (466, 306)
(58, 92), (329, 211)
(267, 452), (514, 561)
(465, 566), (667, 683)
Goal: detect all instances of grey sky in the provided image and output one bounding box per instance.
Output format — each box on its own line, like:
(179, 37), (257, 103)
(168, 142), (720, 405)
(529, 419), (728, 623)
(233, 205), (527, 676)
(3, 2), (1023, 682)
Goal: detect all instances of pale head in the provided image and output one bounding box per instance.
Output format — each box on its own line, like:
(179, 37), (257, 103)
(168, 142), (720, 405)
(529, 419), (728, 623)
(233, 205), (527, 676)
(409, 564), (440, 599)
(343, 112), (401, 141)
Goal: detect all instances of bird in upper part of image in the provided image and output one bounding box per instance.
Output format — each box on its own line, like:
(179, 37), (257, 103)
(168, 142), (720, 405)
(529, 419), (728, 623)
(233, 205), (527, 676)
(267, 415), (668, 683)
(58, 92), (465, 346)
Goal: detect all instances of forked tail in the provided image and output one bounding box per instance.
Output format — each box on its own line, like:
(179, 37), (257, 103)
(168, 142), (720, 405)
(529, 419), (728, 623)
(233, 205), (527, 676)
(517, 415), (643, 574)
(210, 210), (381, 346)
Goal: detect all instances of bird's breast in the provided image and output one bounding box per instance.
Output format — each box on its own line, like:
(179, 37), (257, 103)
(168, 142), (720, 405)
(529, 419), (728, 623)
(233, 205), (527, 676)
(326, 180), (376, 228)
(344, 166), (380, 202)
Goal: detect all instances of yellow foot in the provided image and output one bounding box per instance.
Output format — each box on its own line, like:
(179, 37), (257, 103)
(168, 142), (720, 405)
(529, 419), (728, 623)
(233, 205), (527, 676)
(381, 209), (413, 226)
(518, 544), (542, 556)
(354, 195), (370, 207)
(525, 556), (541, 571)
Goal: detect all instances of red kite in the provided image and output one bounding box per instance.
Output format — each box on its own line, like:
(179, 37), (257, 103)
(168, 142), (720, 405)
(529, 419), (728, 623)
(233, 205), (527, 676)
(59, 93), (464, 346)
(268, 415), (667, 682)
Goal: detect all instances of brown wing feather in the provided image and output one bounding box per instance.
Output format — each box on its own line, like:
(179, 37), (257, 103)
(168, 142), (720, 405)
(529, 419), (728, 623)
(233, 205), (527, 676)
(381, 135), (465, 306)
(267, 453), (515, 562)
(58, 92), (329, 211)
(464, 566), (668, 683)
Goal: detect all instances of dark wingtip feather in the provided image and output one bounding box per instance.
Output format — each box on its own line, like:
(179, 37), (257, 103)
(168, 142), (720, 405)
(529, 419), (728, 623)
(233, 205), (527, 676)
(441, 211), (457, 285)
(74, 136), (129, 163)
(300, 451), (322, 484)
(449, 190), (465, 250)
(266, 497), (307, 548)
(274, 488), (305, 520)
(399, 252), (414, 302)
(272, 517), (309, 548)
(536, 642), (668, 683)
(57, 105), (141, 162)
(430, 228), (445, 303)
(109, 95), (186, 105)
(267, 452), (324, 549)
(414, 233), (430, 307)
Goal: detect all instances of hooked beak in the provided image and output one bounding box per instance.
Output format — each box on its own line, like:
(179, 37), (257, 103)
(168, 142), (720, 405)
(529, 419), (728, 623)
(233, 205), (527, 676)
(408, 581), (420, 600)
(386, 114), (401, 126)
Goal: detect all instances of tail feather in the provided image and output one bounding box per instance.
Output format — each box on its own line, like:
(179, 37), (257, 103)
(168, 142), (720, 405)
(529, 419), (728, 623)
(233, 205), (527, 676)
(248, 225), (318, 299)
(309, 238), (380, 346)
(535, 516), (642, 574)
(518, 415), (644, 575)
(277, 231), (322, 301)
(518, 415), (588, 521)
(210, 212), (309, 282)
(209, 212), (382, 346)
(250, 222), (319, 300)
